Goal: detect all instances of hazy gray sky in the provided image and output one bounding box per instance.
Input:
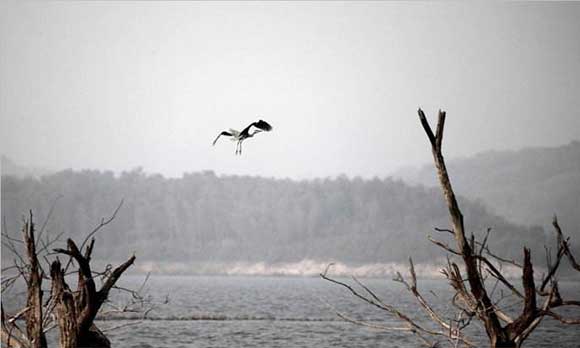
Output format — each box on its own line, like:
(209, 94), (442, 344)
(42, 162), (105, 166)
(1, 1), (579, 179)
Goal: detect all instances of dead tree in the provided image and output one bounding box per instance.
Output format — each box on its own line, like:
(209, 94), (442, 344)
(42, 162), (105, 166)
(322, 109), (580, 348)
(2, 204), (154, 348)
(1, 212), (48, 348)
(50, 239), (135, 348)
(321, 260), (475, 347)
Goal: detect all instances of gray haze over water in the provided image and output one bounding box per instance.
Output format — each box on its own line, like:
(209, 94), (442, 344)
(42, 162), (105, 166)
(2, 5), (580, 346)
(1, 2), (580, 179)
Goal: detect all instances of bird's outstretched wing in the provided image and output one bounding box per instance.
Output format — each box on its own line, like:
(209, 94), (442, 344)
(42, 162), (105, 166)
(212, 131), (233, 146)
(254, 119), (273, 131)
(240, 119), (273, 137)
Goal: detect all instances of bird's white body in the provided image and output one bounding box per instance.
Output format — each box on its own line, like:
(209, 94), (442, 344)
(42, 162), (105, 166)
(212, 120), (273, 155)
(228, 129), (240, 140)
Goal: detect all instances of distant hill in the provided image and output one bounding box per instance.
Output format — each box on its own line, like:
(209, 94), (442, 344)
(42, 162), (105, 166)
(393, 141), (580, 244)
(1, 169), (545, 268)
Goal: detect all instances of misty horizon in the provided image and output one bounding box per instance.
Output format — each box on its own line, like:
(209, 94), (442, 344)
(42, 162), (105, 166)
(3, 138), (579, 181)
(2, 2), (580, 180)
(2, 2), (580, 347)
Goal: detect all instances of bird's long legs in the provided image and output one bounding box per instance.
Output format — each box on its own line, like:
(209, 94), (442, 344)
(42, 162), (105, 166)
(235, 140), (243, 155)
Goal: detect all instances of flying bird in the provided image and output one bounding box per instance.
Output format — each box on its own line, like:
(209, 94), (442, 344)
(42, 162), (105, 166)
(212, 119), (273, 155)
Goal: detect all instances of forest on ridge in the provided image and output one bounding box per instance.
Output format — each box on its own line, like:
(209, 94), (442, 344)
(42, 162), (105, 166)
(2, 167), (545, 269)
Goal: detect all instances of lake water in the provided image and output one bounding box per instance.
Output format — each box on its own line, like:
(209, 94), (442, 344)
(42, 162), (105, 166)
(4, 275), (580, 347)
(101, 276), (580, 347)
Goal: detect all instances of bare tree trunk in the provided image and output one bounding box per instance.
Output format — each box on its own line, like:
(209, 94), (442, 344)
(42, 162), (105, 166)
(3, 204), (147, 348)
(51, 239), (135, 348)
(323, 108), (580, 348)
(418, 109), (509, 346)
(50, 259), (78, 348)
(77, 325), (110, 348)
(22, 214), (47, 348)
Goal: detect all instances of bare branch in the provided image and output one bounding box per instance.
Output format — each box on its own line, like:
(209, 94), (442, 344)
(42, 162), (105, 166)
(474, 255), (523, 299)
(395, 258), (466, 341)
(98, 255), (136, 303)
(36, 194), (63, 247)
(429, 235), (462, 255)
(434, 227), (454, 235)
(552, 216), (580, 271)
(1, 304), (30, 348)
(80, 199), (124, 252)
(435, 109), (446, 150)
(322, 264), (474, 347)
(542, 310), (580, 324)
(418, 108), (437, 147)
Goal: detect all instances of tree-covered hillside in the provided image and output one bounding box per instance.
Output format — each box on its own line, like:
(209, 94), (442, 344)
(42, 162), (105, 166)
(395, 141), (580, 246)
(1, 169), (544, 267)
